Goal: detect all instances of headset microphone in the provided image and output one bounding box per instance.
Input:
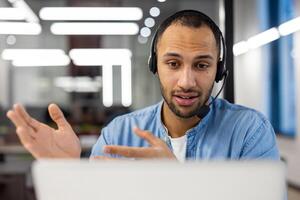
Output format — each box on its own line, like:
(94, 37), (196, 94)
(196, 71), (228, 119)
(196, 105), (211, 119)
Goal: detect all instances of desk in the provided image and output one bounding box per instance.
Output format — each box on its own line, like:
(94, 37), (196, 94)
(0, 143), (93, 161)
(0, 160), (33, 200)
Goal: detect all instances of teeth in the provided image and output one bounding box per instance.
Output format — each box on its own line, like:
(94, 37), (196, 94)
(181, 96), (190, 99)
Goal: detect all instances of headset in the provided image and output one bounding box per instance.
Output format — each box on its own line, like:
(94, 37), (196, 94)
(148, 10), (229, 118)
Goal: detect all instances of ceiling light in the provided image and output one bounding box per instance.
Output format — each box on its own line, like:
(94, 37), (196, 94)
(0, 8), (26, 20)
(102, 64), (113, 107)
(9, 0), (39, 23)
(138, 35), (148, 44)
(12, 56), (70, 67)
(140, 27), (151, 37)
(149, 7), (160, 17)
(51, 22), (139, 35)
(278, 16), (300, 36)
(247, 28), (280, 49)
(233, 41), (249, 56)
(54, 76), (101, 93)
(144, 17), (155, 28)
(121, 58), (132, 107)
(6, 35), (17, 45)
(2, 49), (70, 67)
(2, 49), (66, 60)
(69, 48), (132, 65)
(0, 22), (41, 35)
(69, 48), (132, 107)
(40, 7), (143, 21)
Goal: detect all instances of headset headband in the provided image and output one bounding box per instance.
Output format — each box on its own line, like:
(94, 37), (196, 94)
(148, 10), (228, 82)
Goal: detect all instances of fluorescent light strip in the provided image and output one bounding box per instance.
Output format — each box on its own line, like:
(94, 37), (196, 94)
(51, 22), (139, 35)
(10, 0), (39, 23)
(2, 49), (70, 67)
(72, 77), (100, 93)
(102, 64), (113, 107)
(2, 49), (66, 60)
(12, 56), (70, 67)
(234, 16), (300, 56)
(69, 48), (132, 107)
(233, 41), (249, 56)
(278, 16), (300, 36)
(69, 48), (132, 65)
(54, 76), (101, 93)
(0, 8), (26, 20)
(0, 22), (41, 35)
(40, 7), (143, 21)
(121, 58), (132, 107)
(247, 27), (280, 49)
(233, 28), (280, 56)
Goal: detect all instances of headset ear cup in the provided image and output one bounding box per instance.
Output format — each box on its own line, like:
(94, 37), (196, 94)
(215, 61), (224, 82)
(149, 53), (157, 74)
(148, 55), (153, 73)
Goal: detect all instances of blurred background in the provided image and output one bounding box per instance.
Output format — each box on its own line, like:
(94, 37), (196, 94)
(0, 0), (299, 199)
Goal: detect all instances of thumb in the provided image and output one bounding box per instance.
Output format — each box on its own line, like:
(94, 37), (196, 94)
(48, 103), (70, 130)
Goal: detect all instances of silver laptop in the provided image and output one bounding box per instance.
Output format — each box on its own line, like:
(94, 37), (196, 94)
(32, 160), (286, 200)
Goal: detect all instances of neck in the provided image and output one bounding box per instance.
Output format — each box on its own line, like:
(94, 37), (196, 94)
(161, 102), (201, 138)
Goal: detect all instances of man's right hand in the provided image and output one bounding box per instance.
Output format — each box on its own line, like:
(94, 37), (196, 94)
(6, 104), (81, 159)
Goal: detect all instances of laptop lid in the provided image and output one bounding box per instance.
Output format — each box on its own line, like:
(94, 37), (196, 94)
(32, 160), (286, 200)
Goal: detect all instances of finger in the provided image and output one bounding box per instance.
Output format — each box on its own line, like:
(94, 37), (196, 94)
(104, 145), (156, 158)
(14, 104), (40, 131)
(7, 109), (37, 139)
(133, 127), (160, 146)
(7, 109), (28, 128)
(16, 127), (35, 148)
(48, 104), (70, 130)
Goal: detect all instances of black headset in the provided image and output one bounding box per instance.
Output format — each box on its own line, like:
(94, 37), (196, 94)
(148, 9), (228, 83)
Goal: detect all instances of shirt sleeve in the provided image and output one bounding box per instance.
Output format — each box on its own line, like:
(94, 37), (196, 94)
(240, 118), (280, 160)
(90, 127), (110, 157)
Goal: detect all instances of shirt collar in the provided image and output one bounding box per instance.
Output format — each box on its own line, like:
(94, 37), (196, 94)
(156, 98), (214, 138)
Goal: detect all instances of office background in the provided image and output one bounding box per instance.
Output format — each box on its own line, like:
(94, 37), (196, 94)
(0, 0), (299, 199)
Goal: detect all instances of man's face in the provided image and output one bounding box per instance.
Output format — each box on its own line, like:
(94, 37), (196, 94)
(156, 23), (218, 118)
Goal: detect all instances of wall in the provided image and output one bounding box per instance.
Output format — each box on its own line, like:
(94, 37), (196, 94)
(234, 0), (266, 114)
(292, 0), (299, 137)
(234, 0), (300, 185)
(0, 1), (10, 108)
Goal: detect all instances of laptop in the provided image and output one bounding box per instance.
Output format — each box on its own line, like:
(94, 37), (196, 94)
(32, 160), (286, 200)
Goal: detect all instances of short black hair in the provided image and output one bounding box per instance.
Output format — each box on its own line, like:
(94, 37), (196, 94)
(154, 10), (222, 56)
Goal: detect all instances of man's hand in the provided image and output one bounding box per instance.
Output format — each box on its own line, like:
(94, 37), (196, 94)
(103, 127), (176, 160)
(6, 104), (81, 159)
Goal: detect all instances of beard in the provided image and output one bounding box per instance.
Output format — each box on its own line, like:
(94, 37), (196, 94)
(159, 79), (214, 119)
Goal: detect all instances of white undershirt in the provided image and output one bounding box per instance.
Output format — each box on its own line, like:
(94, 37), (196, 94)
(168, 135), (187, 163)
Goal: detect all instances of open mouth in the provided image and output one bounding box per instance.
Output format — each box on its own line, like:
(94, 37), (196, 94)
(173, 94), (199, 106)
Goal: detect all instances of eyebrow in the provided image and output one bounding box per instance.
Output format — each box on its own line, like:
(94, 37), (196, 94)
(162, 52), (182, 58)
(162, 52), (214, 60)
(194, 55), (214, 60)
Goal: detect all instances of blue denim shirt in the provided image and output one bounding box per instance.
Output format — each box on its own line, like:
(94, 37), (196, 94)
(91, 98), (279, 160)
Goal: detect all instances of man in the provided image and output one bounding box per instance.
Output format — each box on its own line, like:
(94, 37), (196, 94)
(6, 10), (279, 161)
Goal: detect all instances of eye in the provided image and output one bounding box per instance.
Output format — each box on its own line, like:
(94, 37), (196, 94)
(194, 62), (209, 70)
(167, 60), (180, 69)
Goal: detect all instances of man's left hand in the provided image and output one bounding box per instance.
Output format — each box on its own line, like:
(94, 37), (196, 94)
(103, 127), (176, 160)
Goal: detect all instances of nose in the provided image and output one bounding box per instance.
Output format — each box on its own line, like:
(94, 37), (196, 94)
(177, 66), (196, 90)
